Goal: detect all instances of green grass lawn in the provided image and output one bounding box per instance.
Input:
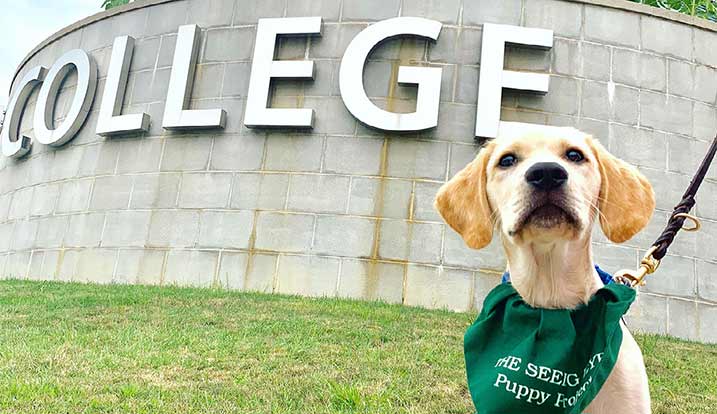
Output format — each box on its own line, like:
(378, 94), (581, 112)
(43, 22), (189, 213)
(0, 280), (714, 414)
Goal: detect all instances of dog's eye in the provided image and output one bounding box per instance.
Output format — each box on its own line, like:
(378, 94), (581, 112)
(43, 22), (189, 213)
(498, 154), (518, 168)
(566, 149), (585, 163)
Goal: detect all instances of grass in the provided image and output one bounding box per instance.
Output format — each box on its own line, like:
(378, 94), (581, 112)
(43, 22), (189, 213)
(0, 280), (714, 413)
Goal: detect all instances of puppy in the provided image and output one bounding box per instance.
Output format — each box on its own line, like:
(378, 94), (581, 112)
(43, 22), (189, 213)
(435, 123), (654, 413)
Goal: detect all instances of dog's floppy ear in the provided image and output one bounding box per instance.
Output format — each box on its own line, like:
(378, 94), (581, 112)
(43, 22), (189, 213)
(588, 137), (655, 243)
(434, 143), (495, 249)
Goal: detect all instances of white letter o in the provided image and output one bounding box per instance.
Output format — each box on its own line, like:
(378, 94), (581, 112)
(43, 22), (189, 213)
(34, 49), (97, 147)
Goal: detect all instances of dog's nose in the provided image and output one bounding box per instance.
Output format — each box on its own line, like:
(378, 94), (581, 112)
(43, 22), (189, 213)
(525, 162), (568, 191)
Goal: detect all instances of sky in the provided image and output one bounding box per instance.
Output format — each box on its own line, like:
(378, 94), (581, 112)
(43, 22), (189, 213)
(0, 0), (100, 109)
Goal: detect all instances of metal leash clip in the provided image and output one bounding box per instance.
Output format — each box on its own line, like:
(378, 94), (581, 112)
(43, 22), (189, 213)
(614, 213), (702, 288)
(614, 246), (661, 288)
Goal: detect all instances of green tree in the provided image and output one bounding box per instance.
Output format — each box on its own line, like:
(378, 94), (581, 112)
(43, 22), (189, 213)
(102, 0), (130, 10)
(99, 0), (717, 21)
(630, 0), (717, 21)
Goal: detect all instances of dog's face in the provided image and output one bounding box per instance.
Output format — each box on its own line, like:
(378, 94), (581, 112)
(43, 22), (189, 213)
(486, 129), (601, 244)
(435, 125), (655, 249)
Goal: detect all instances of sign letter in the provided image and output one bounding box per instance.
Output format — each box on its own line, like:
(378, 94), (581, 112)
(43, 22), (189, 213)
(34, 49), (97, 147)
(1, 66), (46, 158)
(244, 17), (322, 128)
(339, 17), (442, 131)
(96, 36), (150, 136)
(163, 24), (226, 130)
(476, 24), (553, 139)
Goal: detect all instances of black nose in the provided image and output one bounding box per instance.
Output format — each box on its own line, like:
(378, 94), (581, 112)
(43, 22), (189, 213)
(525, 162), (568, 191)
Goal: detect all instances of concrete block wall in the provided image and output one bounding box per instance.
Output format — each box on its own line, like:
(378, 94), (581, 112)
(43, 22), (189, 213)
(1, 0), (716, 342)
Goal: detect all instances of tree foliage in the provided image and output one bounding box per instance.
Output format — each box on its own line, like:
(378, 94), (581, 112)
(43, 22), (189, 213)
(630, 0), (717, 21)
(102, 0), (130, 11)
(97, 0), (717, 21)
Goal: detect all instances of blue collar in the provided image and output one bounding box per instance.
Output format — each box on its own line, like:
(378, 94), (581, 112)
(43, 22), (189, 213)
(501, 265), (613, 285)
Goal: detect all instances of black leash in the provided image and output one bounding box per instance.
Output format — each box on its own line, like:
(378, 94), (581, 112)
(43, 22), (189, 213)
(615, 135), (717, 287)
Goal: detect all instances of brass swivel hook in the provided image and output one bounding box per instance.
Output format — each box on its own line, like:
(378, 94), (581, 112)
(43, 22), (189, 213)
(613, 246), (661, 288)
(614, 214), (702, 288)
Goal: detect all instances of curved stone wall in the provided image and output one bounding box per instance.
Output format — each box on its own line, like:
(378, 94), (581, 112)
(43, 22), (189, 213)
(1, 0), (716, 342)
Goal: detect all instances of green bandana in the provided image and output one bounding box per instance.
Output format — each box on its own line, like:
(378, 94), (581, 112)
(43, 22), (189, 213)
(464, 282), (635, 414)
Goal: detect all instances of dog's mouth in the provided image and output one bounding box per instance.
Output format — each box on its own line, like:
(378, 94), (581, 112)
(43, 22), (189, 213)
(510, 199), (580, 236)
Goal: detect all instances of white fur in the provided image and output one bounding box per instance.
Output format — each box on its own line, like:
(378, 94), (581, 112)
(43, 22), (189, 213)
(503, 231), (651, 414)
(491, 125), (651, 414)
(493, 124), (651, 413)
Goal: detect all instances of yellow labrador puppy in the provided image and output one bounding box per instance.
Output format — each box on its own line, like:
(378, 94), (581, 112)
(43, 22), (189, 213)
(435, 123), (653, 413)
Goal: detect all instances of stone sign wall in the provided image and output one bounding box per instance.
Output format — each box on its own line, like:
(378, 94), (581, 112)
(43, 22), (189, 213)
(1, 0), (715, 342)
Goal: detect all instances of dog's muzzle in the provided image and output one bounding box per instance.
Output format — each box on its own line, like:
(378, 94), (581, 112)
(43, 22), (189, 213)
(506, 162), (580, 235)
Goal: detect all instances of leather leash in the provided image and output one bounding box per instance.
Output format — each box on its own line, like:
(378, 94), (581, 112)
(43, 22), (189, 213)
(614, 135), (717, 287)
